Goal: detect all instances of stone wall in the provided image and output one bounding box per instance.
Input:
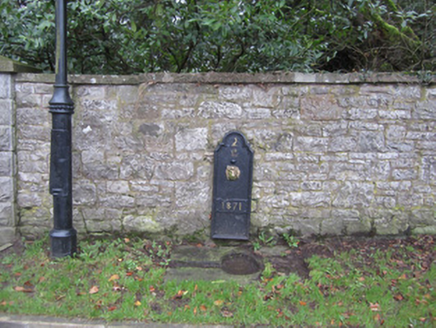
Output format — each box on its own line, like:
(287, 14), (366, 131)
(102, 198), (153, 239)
(7, 72), (436, 240)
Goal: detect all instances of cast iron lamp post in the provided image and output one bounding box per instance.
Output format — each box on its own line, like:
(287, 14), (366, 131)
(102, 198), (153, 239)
(49, 0), (76, 257)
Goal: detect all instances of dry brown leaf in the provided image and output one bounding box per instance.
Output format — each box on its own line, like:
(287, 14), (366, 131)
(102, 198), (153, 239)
(200, 305), (207, 312)
(134, 301), (141, 306)
(14, 286), (32, 293)
(108, 306), (117, 311)
(38, 276), (46, 283)
(214, 300), (224, 306)
(299, 301), (307, 306)
(108, 274), (120, 282)
(369, 302), (381, 312)
(89, 286), (99, 294)
(221, 310), (234, 318)
(393, 294), (404, 301)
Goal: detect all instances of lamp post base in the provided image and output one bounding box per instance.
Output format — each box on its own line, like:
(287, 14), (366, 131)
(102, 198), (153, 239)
(50, 228), (77, 258)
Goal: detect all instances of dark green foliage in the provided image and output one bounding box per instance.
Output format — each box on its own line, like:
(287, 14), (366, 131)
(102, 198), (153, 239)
(1, 0), (434, 74)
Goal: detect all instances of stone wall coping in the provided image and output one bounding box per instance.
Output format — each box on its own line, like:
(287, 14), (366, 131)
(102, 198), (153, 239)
(15, 71), (435, 85)
(0, 56), (42, 73)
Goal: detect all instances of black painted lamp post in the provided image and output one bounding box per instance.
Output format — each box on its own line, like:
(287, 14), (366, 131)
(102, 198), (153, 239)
(49, 0), (76, 257)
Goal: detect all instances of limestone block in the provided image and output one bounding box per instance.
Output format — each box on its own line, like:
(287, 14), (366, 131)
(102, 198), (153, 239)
(198, 101), (243, 119)
(0, 126), (13, 151)
(219, 85), (253, 101)
(0, 100), (13, 125)
(357, 131), (385, 152)
(0, 227), (16, 245)
(17, 191), (42, 207)
(0, 202), (13, 226)
(86, 219), (122, 233)
(175, 181), (210, 208)
(136, 193), (172, 208)
(332, 182), (374, 208)
(0, 152), (14, 176)
(329, 136), (358, 152)
(386, 125), (407, 140)
(83, 162), (119, 180)
(162, 108), (195, 119)
(301, 95), (343, 120)
(245, 107), (271, 119)
(300, 192), (331, 207)
(392, 168), (418, 180)
(175, 128), (208, 151)
(379, 110), (411, 120)
(247, 86), (280, 107)
(414, 100), (436, 119)
(0, 177), (13, 202)
(346, 108), (378, 120)
(16, 107), (48, 125)
(99, 194), (135, 208)
(373, 212), (409, 235)
(123, 215), (162, 233)
(107, 180), (130, 194)
(294, 137), (328, 152)
(322, 122), (348, 137)
(75, 85), (106, 99)
(393, 85), (422, 100)
(73, 181), (97, 205)
(19, 125), (49, 142)
(287, 218), (321, 236)
(0, 74), (12, 99)
(422, 156), (436, 181)
(211, 123), (237, 144)
(154, 162), (194, 181)
(301, 181), (322, 191)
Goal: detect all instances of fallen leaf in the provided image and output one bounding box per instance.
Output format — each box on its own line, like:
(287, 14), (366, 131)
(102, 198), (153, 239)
(398, 274), (407, 280)
(393, 294), (404, 301)
(112, 285), (122, 292)
(200, 305), (207, 312)
(126, 272), (133, 276)
(172, 290), (188, 300)
(89, 286), (99, 294)
(23, 280), (33, 287)
(149, 286), (156, 292)
(184, 305), (190, 311)
(108, 274), (120, 282)
(108, 306), (117, 311)
(0, 301), (7, 306)
(38, 276), (46, 283)
(124, 238), (130, 243)
(193, 306), (197, 315)
(299, 301), (307, 306)
(221, 310), (233, 318)
(77, 291), (87, 296)
(419, 318), (426, 322)
(214, 300), (224, 306)
(136, 266), (143, 271)
(14, 286), (32, 293)
(358, 277), (365, 282)
(134, 301), (141, 306)
(369, 302), (381, 312)
(14, 272), (21, 277)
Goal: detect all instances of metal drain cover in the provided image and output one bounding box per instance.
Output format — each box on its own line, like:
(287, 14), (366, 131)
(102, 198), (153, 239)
(221, 252), (262, 275)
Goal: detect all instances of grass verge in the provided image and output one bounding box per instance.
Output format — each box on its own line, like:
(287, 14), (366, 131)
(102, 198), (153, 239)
(0, 235), (435, 326)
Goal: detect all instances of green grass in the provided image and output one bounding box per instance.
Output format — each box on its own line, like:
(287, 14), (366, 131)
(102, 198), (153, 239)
(1, 236), (435, 326)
